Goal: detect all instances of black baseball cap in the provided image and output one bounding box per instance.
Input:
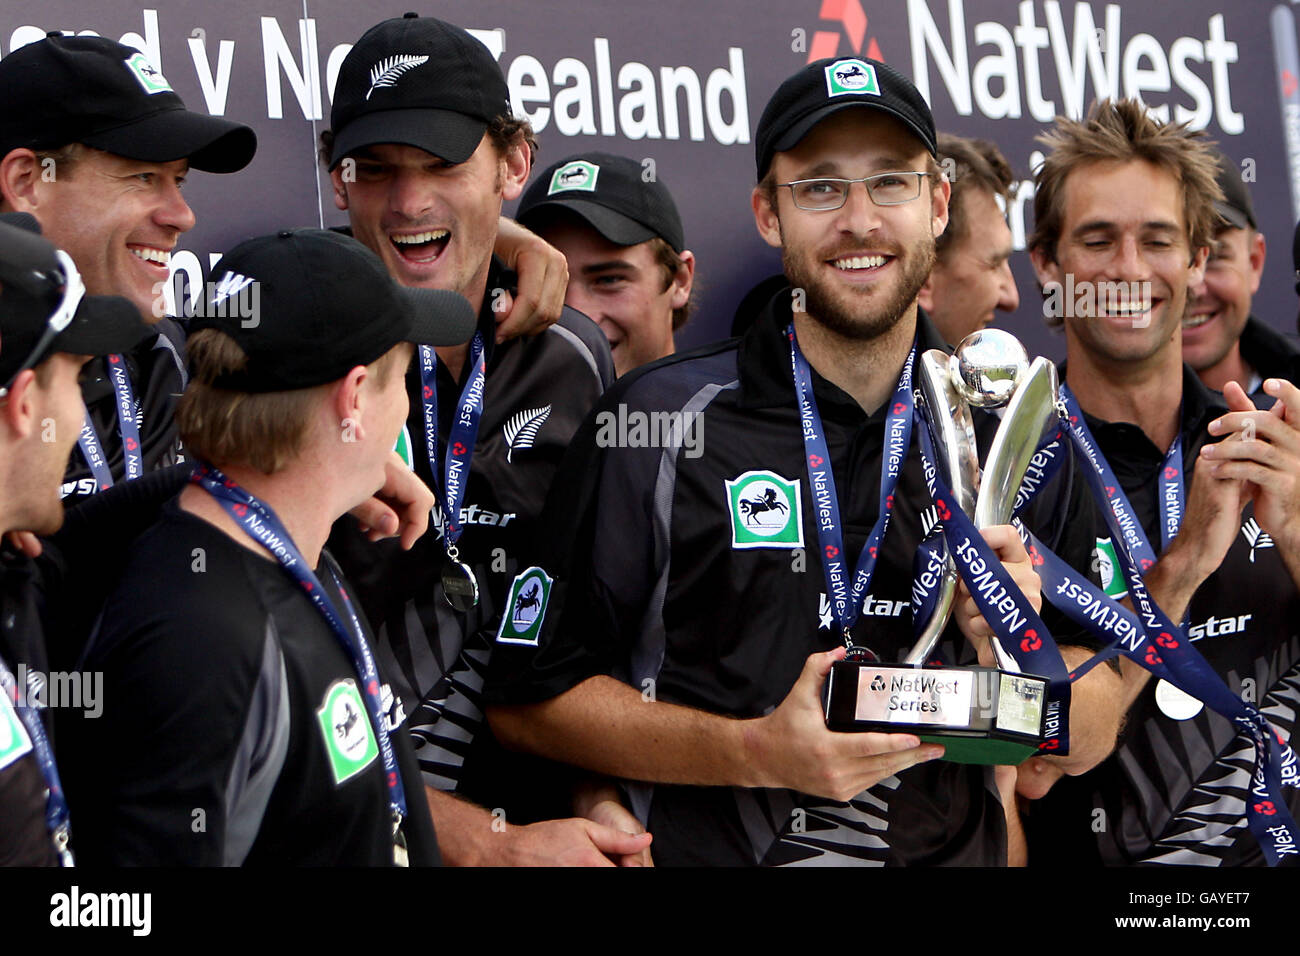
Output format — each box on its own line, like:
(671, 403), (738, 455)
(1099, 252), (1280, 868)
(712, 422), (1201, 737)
(517, 152), (685, 252)
(189, 229), (475, 393)
(328, 13), (512, 170)
(1211, 150), (1256, 231)
(0, 213), (151, 392)
(755, 56), (937, 179)
(0, 34), (255, 173)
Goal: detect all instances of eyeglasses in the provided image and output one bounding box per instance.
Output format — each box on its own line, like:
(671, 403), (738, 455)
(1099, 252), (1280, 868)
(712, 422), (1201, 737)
(0, 249), (85, 399)
(776, 171), (934, 211)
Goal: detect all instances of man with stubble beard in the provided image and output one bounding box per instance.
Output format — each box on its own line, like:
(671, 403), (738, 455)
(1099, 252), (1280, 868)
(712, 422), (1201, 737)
(486, 57), (1121, 866)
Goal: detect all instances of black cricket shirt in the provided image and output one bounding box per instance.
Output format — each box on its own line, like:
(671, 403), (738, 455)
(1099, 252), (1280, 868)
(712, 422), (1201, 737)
(490, 285), (1104, 866)
(57, 501), (440, 866)
(1027, 367), (1300, 865)
(60, 319), (187, 505)
(328, 258), (615, 823)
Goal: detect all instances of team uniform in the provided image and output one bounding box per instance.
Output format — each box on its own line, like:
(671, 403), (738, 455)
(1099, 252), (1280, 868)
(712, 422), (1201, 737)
(1027, 368), (1300, 865)
(57, 500), (440, 866)
(0, 548), (59, 865)
(60, 319), (187, 505)
(489, 285), (1102, 866)
(1237, 315), (1300, 408)
(329, 259), (614, 820)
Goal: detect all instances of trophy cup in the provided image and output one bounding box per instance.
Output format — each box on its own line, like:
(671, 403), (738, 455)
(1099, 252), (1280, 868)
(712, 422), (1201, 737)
(824, 330), (1060, 765)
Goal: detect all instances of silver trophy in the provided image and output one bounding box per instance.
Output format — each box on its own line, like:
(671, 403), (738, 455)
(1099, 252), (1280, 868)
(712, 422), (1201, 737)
(824, 330), (1059, 764)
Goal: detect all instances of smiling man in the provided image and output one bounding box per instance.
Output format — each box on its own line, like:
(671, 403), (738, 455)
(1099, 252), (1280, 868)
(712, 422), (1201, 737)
(0, 34), (256, 503)
(0, 215), (151, 865)
(1183, 150), (1299, 407)
(486, 57), (1118, 867)
(320, 15), (640, 867)
(517, 151), (695, 377)
(1020, 100), (1300, 866)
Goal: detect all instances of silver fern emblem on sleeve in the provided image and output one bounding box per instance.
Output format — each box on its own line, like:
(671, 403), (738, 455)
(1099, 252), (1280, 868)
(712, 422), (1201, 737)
(366, 55), (430, 100)
(503, 405), (552, 463)
(1242, 517), (1274, 563)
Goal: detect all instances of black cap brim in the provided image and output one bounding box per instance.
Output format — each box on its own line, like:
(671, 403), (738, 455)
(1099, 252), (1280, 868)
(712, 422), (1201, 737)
(1213, 200), (1251, 231)
(521, 198), (658, 248)
(774, 100), (937, 162)
(53, 293), (153, 357)
(82, 107), (257, 173)
(400, 287), (476, 347)
(328, 109), (485, 170)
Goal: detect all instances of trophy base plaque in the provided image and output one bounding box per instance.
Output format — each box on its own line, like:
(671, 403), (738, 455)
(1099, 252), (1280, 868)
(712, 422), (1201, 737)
(824, 661), (1048, 765)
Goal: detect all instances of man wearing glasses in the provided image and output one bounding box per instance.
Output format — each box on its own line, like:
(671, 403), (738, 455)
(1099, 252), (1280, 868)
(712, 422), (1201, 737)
(486, 58), (1119, 865)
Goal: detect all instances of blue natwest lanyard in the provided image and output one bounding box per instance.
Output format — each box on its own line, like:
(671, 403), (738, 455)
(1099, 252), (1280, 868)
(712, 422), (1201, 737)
(1060, 385), (1184, 565)
(0, 656), (72, 865)
(190, 463), (408, 831)
(789, 323), (915, 652)
(790, 325), (1074, 752)
(76, 352), (144, 491)
(418, 336), (486, 553)
(1006, 392), (1299, 865)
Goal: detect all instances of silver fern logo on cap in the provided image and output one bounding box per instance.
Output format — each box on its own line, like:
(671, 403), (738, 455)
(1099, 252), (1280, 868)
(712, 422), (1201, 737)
(366, 55), (430, 100)
(503, 405), (552, 463)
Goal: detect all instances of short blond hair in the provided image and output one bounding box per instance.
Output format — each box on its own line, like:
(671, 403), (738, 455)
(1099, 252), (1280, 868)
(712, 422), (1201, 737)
(177, 329), (407, 474)
(1030, 98), (1222, 265)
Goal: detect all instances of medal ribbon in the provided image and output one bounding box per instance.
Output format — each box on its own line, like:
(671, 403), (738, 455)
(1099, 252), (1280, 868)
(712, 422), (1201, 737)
(1044, 421), (1299, 865)
(75, 353), (143, 492)
(789, 323), (914, 649)
(190, 462), (408, 827)
(418, 336), (486, 551)
(0, 657), (72, 865)
(913, 401), (1073, 754)
(1060, 385), (1184, 566)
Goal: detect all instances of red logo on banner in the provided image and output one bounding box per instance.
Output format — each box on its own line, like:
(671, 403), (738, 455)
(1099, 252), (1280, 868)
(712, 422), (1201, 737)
(868, 546), (877, 558)
(806, 0), (882, 63)
(125, 437), (138, 451)
(808, 454), (823, 468)
(1105, 485), (1115, 497)
(1164, 466), (1179, 480)
(825, 545), (839, 559)
(892, 401), (905, 415)
(302, 581), (314, 592)
(1145, 646), (1162, 666)
(1156, 632), (1179, 649)
(423, 385), (433, 399)
(1020, 630), (1042, 653)
(452, 442), (467, 456)
(1139, 558), (1153, 571)
(1256, 801), (1277, 816)
(108, 354), (121, 364)
(936, 499), (951, 522)
(1039, 739), (1059, 751)
(232, 504), (247, 517)
(885, 493), (894, 510)
(1029, 545), (1044, 567)
(1285, 70), (1299, 98)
